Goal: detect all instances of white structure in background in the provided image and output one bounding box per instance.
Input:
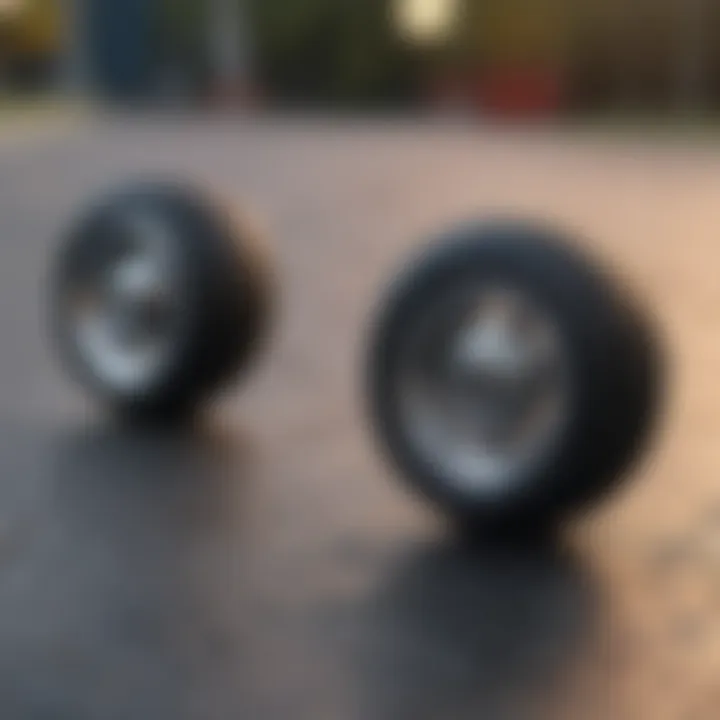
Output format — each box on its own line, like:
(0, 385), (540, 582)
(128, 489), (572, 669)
(207, 0), (253, 96)
(393, 0), (460, 45)
(60, 0), (90, 95)
(0, 0), (23, 17)
(0, 0), (24, 22)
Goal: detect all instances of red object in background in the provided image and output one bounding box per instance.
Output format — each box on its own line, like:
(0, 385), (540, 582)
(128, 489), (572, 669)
(473, 67), (565, 118)
(426, 66), (565, 119)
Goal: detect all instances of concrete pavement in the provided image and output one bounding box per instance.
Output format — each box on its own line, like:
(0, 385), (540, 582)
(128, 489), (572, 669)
(0, 115), (719, 718)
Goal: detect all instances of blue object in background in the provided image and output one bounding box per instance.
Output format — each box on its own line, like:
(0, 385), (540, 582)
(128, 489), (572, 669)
(86, 0), (158, 100)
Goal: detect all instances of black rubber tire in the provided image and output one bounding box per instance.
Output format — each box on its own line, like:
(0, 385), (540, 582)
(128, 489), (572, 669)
(49, 179), (275, 423)
(366, 219), (665, 534)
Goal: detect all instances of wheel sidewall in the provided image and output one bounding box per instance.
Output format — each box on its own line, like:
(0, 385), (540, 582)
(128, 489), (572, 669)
(366, 223), (652, 527)
(50, 182), (273, 419)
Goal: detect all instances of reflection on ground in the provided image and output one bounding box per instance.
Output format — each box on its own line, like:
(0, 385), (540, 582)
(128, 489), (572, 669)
(0, 421), (597, 719)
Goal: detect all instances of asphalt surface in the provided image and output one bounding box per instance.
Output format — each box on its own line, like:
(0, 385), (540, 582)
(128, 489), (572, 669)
(1, 114), (720, 718)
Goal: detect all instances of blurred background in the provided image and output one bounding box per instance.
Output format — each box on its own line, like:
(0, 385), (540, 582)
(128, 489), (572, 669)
(0, 0), (718, 118)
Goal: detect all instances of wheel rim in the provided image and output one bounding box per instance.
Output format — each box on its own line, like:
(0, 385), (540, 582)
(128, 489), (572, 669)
(64, 209), (183, 395)
(396, 284), (572, 496)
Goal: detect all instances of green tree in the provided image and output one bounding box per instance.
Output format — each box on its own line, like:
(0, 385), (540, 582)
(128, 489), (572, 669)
(248, 0), (417, 105)
(461, 0), (573, 69)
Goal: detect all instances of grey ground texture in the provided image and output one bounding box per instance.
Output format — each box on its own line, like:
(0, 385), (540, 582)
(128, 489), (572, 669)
(0, 115), (719, 719)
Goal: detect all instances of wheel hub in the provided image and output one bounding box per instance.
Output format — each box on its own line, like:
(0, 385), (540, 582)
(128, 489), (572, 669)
(67, 210), (181, 394)
(400, 286), (570, 494)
